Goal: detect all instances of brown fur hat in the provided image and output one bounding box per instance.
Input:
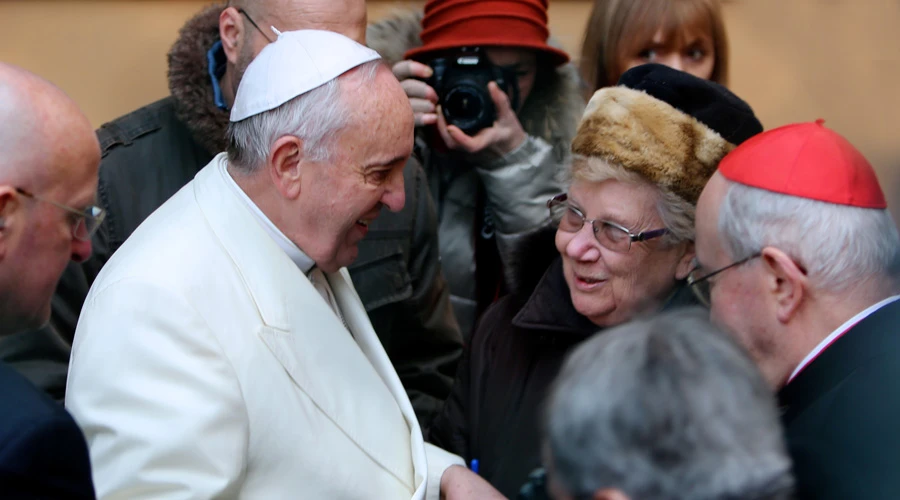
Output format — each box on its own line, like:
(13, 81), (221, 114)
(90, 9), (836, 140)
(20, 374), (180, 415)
(571, 63), (762, 204)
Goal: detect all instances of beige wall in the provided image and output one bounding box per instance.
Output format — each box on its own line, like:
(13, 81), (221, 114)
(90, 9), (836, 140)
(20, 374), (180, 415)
(2, 0), (899, 219)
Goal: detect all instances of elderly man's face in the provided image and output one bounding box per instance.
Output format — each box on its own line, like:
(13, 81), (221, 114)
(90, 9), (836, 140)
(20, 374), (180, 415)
(555, 179), (692, 327)
(298, 67), (414, 273)
(695, 173), (777, 375)
(1, 128), (99, 333)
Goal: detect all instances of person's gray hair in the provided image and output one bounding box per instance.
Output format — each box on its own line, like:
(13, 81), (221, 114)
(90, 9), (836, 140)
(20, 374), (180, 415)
(226, 60), (381, 172)
(568, 155), (696, 245)
(545, 308), (794, 500)
(719, 180), (900, 293)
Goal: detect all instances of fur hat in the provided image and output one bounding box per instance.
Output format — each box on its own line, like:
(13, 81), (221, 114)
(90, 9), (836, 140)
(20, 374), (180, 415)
(571, 63), (763, 204)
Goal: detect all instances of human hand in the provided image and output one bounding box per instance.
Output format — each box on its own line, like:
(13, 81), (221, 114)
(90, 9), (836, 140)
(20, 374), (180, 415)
(440, 465), (507, 500)
(392, 59), (439, 127)
(436, 81), (528, 159)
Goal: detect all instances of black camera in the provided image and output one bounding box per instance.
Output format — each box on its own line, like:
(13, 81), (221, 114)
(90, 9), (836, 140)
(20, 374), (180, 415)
(427, 48), (520, 136)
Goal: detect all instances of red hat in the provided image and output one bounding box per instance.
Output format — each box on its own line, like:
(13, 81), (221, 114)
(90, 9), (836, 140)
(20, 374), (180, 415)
(404, 0), (570, 67)
(718, 120), (887, 209)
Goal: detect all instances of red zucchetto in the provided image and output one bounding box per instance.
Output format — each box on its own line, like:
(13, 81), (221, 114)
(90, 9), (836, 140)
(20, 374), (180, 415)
(718, 119), (887, 209)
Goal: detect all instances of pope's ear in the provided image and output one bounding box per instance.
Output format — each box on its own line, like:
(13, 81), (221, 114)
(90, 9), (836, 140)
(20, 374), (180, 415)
(268, 136), (304, 199)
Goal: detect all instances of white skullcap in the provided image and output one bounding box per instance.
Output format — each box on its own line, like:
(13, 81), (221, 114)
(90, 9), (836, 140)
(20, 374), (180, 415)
(230, 29), (382, 122)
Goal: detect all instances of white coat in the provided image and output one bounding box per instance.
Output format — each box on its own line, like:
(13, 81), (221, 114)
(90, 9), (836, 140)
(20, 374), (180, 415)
(66, 154), (462, 499)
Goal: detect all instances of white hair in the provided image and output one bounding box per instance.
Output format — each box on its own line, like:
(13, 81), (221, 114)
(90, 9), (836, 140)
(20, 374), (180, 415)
(719, 181), (900, 293)
(226, 60), (381, 172)
(569, 155), (696, 245)
(545, 308), (794, 500)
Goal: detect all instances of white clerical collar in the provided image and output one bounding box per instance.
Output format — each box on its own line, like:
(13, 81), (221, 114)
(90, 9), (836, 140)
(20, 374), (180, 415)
(218, 156), (315, 274)
(787, 294), (900, 384)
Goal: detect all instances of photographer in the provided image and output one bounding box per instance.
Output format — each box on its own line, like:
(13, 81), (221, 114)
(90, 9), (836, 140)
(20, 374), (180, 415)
(368, 0), (585, 336)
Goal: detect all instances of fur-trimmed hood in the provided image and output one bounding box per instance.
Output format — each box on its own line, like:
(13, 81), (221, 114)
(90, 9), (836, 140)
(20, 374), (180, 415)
(167, 3), (229, 156)
(367, 10), (585, 159)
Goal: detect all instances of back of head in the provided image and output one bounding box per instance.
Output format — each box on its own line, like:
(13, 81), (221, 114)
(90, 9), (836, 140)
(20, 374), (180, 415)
(0, 63), (98, 186)
(545, 308), (793, 500)
(715, 121), (900, 296)
(580, 0), (728, 92)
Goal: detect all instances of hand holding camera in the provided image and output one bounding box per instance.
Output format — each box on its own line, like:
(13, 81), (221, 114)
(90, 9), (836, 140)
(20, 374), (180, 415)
(392, 59), (441, 126)
(391, 51), (529, 159)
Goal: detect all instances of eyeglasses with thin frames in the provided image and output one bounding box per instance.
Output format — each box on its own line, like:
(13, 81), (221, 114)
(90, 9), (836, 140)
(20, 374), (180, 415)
(547, 193), (669, 253)
(15, 187), (106, 242)
(686, 253), (762, 308)
(238, 8), (275, 43)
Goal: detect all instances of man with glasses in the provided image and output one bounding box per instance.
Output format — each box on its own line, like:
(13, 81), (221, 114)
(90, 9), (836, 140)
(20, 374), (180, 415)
(2, 0), (463, 428)
(693, 120), (900, 499)
(0, 62), (99, 498)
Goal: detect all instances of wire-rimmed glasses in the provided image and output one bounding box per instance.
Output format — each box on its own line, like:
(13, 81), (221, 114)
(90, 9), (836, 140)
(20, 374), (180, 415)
(15, 187), (105, 241)
(238, 8), (276, 43)
(547, 193), (669, 253)
(686, 253), (761, 307)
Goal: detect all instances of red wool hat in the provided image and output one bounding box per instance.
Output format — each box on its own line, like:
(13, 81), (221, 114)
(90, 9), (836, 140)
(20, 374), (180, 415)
(404, 0), (570, 67)
(718, 120), (887, 208)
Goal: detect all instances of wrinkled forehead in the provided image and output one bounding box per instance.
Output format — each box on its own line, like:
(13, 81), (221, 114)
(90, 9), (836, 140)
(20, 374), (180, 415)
(340, 67), (414, 150)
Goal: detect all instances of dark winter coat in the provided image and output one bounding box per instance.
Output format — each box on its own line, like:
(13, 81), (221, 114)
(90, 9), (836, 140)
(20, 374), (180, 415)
(0, 5), (463, 427)
(778, 297), (900, 499)
(427, 228), (697, 497)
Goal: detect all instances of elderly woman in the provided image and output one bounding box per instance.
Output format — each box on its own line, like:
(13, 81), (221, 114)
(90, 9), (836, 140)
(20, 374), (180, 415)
(426, 63), (763, 498)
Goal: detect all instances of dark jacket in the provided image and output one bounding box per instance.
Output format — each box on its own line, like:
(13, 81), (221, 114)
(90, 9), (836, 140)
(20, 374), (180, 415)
(778, 297), (900, 499)
(367, 12), (585, 336)
(427, 229), (696, 497)
(0, 5), (463, 426)
(0, 361), (94, 498)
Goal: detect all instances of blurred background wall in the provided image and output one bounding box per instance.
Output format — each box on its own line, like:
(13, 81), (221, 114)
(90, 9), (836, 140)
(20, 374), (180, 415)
(2, 0), (899, 221)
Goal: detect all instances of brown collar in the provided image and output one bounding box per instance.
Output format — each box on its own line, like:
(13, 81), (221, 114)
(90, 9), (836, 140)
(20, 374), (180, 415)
(167, 3), (231, 157)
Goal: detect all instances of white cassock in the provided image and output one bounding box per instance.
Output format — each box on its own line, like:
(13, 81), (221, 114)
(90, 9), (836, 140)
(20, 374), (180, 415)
(65, 153), (463, 499)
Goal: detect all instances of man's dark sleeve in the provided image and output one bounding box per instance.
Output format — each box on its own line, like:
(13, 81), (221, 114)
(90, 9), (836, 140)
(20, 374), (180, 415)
(0, 411), (96, 498)
(387, 163), (465, 428)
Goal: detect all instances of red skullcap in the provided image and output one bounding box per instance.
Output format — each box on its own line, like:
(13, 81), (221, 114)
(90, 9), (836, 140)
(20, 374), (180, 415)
(718, 120), (887, 209)
(404, 0), (570, 67)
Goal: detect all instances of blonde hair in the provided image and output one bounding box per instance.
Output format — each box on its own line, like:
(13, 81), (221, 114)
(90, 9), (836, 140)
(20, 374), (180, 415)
(579, 0), (729, 94)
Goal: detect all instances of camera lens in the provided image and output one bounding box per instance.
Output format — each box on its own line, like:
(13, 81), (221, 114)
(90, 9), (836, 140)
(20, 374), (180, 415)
(443, 84), (488, 130)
